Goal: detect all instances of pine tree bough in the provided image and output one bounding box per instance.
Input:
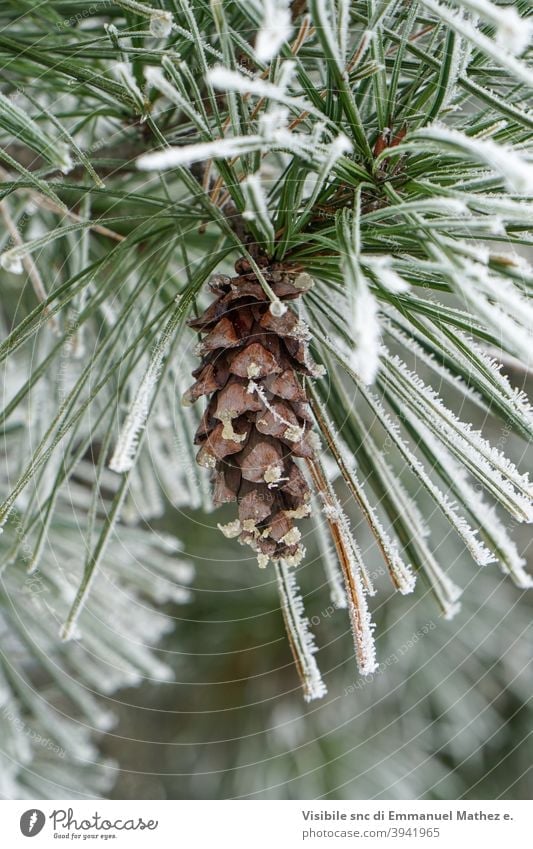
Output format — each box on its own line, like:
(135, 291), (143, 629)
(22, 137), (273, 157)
(1, 0), (533, 718)
(184, 257), (324, 568)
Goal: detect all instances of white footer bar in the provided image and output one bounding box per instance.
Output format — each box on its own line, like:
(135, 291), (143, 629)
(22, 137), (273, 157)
(3, 799), (531, 847)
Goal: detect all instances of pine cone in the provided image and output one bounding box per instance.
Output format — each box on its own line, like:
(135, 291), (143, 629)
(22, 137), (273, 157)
(184, 260), (324, 568)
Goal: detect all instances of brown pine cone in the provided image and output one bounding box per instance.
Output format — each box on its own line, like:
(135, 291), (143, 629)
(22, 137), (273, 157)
(183, 260), (324, 568)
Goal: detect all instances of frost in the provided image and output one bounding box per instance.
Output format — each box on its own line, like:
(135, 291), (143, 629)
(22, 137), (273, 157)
(402, 406), (499, 562)
(310, 0), (344, 71)
(275, 561), (328, 701)
(114, 61), (145, 112)
(419, 0), (533, 85)
(113, 1), (174, 37)
(464, 338), (533, 429)
(283, 546), (306, 567)
(383, 313), (487, 409)
(455, 0), (532, 55)
(387, 304), (533, 435)
(313, 393), (416, 595)
(417, 184), (533, 224)
(249, 380), (306, 443)
(258, 105), (290, 137)
(416, 124), (533, 194)
(150, 11), (173, 38)
(269, 299), (288, 317)
(346, 470), (416, 595)
(281, 527), (301, 546)
(363, 256), (410, 294)
(347, 275), (381, 385)
(318, 484), (378, 674)
(355, 368), (500, 564)
(109, 318), (176, 474)
(472, 265), (533, 330)
(364, 438), (431, 543)
(109, 364), (160, 474)
(0, 250), (23, 275)
(350, 29), (375, 70)
(264, 462), (285, 485)
(208, 63), (298, 105)
(443, 255), (533, 364)
(336, 209), (382, 385)
(284, 423), (305, 443)
(312, 499), (348, 608)
(145, 66), (209, 133)
(218, 519), (242, 539)
(382, 353), (533, 523)
(337, 0), (350, 61)
(57, 144), (74, 175)
(137, 60), (352, 176)
(254, 0), (293, 62)
(137, 136), (264, 169)
(242, 173), (275, 249)
(345, 563), (379, 675)
(408, 413), (532, 588)
(138, 92), (351, 172)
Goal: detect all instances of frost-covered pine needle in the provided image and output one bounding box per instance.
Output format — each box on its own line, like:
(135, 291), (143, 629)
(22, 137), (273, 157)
(113, 61), (145, 114)
(137, 120), (352, 172)
(309, 0), (344, 71)
(413, 125), (533, 194)
(137, 136), (265, 170)
(308, 458), (378, 676)
(275, 561), (328, 701)
(419, 0), (533, 85)
(310, 389), (416, 595)
(114, 0), (174, 37)
(109, 315), (178, 474)
(337, 209), (382, 384)
(404, 412), (533, 589)
(146, 65), (210, 134)
(383, 353), (533, 523)
(254, 0), (293, 63)
(207, 63), (301, 107)
(242, 173), (275, 252)
(109, 364), (162, 475)
(454, 0), (532, 55)
(311, 496), (348, 609)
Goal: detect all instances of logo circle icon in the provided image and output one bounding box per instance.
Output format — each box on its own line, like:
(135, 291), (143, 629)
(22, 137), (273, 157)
(20, 810), (46, 837)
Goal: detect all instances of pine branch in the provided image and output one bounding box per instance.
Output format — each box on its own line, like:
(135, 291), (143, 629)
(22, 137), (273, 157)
(0, 0), (531, 724)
